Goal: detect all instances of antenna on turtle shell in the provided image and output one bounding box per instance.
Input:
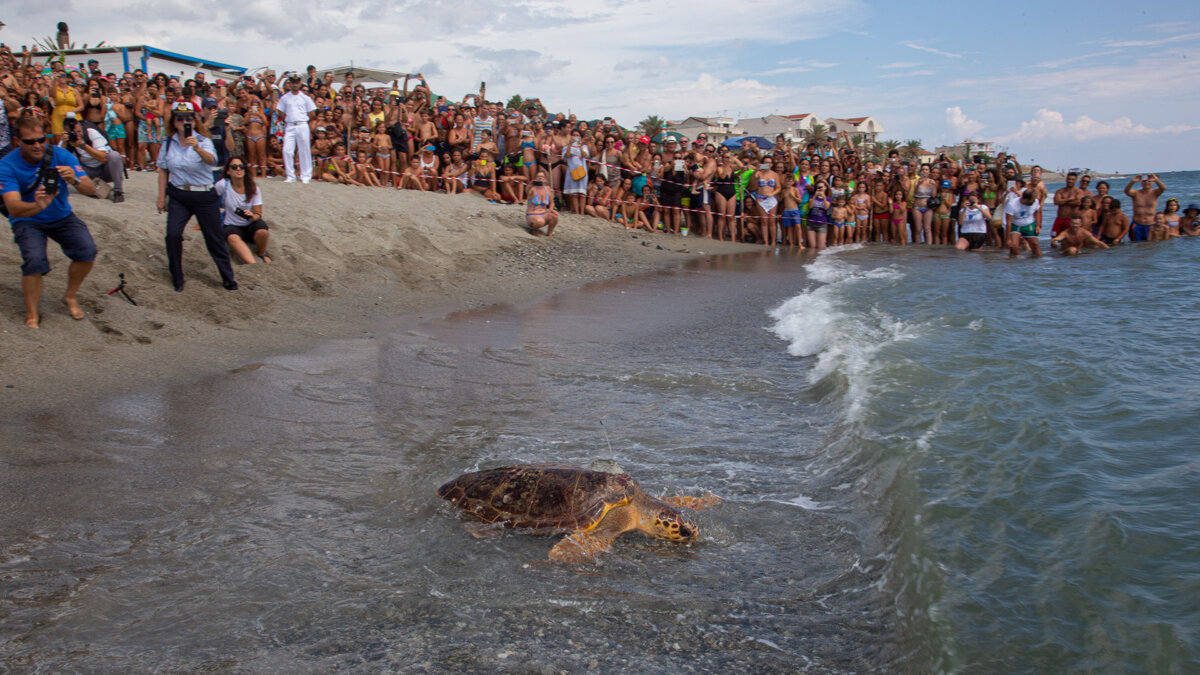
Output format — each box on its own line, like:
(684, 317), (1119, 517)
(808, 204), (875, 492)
(599, 419), (614, 456)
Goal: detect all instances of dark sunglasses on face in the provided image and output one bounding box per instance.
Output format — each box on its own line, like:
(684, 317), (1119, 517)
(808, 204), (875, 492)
(20, 136), (48, 145)
(228, 164), (245, 170)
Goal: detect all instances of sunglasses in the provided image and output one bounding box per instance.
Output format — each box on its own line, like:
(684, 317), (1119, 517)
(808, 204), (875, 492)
(20, 136), (48, 145)
(228, 164), (245, 170)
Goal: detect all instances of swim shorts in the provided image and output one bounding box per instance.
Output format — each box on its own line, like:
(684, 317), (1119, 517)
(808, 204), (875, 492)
(780, 208), (801, 228)
(1129, 222), (1151, 242)
(1051, 216), (1072, 236)
(962, 232), (986, 250)
(1011, 222), (1037, 238)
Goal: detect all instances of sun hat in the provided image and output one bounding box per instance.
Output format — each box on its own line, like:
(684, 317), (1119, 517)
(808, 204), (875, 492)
(1184, 203), (1199, 213)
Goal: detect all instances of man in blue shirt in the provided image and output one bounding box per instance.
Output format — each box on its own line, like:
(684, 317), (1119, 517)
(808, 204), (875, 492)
(0, 115), (99, 327)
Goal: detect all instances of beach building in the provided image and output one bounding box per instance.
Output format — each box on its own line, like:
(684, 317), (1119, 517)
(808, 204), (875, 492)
(824, 117), (883, 146)
(667, 117), (744, 144)
(30, 45), (246, 81)
(934, 139), (996, 160)
(915, 148), (937, 166)
(735, 113), (821, 146)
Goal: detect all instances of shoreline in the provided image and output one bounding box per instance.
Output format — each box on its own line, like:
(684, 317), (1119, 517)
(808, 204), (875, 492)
(0, 173), (759, 418)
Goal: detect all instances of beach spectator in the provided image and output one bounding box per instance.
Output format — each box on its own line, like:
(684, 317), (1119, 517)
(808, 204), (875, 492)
(955, 193), (991, 251)
(1124, 174), (1165, 242)
(561, 128), (589, 214)
(278, 74), (316, 183)
(1176, 203), (1199, 236)
(525, 169), (558, 236)
(1005, 189), (1042, 258)
(156, 102), (237, 292)
(215, 158), (270, 264)
(1097, 198), (1130, 245)
(0, 114), (99, 326)
(65, 96), (126, 202)
(49, 73), (81, 142)
(1051, 172), (1086, 238)
(1051, 216), (1109, 255)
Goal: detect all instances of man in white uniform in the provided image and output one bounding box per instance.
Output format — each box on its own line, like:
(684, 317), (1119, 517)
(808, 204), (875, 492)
(278, 74), (317, 183)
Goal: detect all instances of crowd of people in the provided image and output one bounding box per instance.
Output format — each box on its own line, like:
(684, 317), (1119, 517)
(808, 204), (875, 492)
(3, 44), (1198, 324)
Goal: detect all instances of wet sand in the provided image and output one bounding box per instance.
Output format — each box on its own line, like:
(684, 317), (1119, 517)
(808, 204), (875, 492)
(0, 172), (756, 419)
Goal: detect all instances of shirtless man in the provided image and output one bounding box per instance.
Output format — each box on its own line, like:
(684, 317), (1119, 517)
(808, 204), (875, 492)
(1051, 172), (1087, 238)
(1051, 216), (1109, 255)
(1124, 174), (1165, 241)
(1028, 165), (1049, 230)
(1180, 204), (1200, 236)
(1098, 198), (1130, 245)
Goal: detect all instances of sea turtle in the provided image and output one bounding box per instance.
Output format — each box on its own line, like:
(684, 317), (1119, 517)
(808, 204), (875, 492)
(436, 464), (721, 563)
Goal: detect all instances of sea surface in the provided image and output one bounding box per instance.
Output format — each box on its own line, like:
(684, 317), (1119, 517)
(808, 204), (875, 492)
(1, 171), (1197, 672)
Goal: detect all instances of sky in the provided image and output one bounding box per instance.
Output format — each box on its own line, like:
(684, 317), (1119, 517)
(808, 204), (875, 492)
(4, 0), (1198, 171)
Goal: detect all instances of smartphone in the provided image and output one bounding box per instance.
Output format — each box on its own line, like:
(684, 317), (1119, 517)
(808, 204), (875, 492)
(183, 121), (193, 137)
(674, 159), (685, 172)
(480, 81), (486, 89)
(42, 165), (59, 196)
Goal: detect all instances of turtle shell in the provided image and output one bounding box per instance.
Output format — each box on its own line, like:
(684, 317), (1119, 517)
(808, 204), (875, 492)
(437, 465), (639, 532)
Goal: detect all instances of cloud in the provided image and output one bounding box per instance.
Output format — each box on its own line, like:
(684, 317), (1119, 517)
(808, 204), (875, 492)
(903, 42), (961, 58)
(995, 108), (1199, 143)
(1033, 50), (1124, 68)
(459, 46), (569, 86)
(1103, 31), (1200, 48)
(879, 69), (935, 78)
(635, 73), (787, 120)
(945, 106), (985, 139)
(881, 61), (922, 69)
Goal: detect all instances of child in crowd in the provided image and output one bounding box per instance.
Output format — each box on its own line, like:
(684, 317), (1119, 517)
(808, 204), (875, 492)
(778, 174), (802, 249)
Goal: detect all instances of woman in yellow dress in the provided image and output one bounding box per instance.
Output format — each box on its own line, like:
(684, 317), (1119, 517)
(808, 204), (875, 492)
(50, 73), (83, 141)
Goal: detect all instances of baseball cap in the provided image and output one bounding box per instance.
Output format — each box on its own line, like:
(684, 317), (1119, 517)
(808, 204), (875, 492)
(940, 179), (952, 188)
(389, 89), (400, 97)
(639, 135), (650, 144)
(215, 78), (227, 86)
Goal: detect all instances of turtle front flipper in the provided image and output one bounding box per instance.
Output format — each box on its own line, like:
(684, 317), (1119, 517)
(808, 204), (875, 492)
(660, 493), (722, 511)
(548, 531), (617, 563)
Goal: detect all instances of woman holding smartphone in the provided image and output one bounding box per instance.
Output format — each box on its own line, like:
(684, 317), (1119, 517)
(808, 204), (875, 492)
(156, 102), (236, 292)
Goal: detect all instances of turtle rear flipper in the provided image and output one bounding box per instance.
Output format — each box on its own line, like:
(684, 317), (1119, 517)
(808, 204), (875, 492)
(660, 493), (722, 511)
(548, 531), (617, 564)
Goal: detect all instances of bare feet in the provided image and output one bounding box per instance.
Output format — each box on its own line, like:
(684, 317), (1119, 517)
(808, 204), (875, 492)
(62, 296), (85, 320)
(25, 315), (39, 328)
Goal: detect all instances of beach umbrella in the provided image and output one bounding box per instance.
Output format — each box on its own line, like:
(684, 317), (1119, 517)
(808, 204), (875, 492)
(722, 136), (774, 150)
(652, 130), (687, 144)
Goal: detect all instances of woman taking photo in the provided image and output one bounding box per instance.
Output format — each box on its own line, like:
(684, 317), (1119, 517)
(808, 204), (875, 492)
(156, 102), (237, 292)
(215, 158), (271, 264)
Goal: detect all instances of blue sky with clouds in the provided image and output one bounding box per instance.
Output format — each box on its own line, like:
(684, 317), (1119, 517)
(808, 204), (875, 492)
(5, 0), (1196, 170)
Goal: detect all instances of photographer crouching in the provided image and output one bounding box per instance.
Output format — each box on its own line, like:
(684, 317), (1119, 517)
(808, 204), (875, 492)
(156, 101), (237, 292)
(0, 115), (99, 327)
(62, 95), (126, 203)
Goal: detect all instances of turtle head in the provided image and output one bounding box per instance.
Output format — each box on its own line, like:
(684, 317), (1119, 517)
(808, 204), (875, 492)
(649, 506), (698, 542)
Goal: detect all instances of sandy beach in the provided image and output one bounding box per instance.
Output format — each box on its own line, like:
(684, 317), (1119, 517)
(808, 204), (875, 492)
(0, 174), (756, 416)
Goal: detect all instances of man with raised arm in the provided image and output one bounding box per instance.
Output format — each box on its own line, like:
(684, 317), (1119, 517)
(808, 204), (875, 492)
(1124, 173), (1165, 242)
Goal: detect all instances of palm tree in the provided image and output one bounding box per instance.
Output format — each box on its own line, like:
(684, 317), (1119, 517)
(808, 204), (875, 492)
(807, 122), (828, 141)
(902, 139), (924, 162)
(638, 115), (665, 138)
(880, 139), (901, 158)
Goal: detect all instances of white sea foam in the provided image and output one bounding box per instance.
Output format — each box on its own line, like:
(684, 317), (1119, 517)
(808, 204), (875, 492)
(765, 494), (831, 510)
(767, 248), (919, 420)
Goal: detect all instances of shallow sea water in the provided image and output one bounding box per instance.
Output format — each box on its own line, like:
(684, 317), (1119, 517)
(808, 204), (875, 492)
(3, 170), (1198, 672)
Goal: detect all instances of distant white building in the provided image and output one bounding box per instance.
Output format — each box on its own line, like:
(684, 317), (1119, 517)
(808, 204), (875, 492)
(825, 117), (884, 145)
(934, 139), (996, 160)
(666, 116), (744, 144)
(735, 113), (822, 147)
